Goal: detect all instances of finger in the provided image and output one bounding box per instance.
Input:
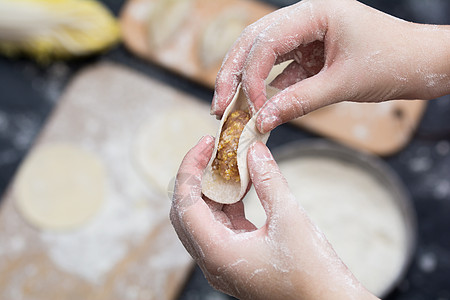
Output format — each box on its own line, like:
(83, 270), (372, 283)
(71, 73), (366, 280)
(211, 7), (294, 117)
(170, 135), (215, 257)
(170, 135), (232, 259)
(242, 2), (327, 112)
(177, 198), (241, 266)
(171, 197), (233, 264)
(247, 141), (293, 221)
(170, 206), (203, 260)
(172, 135), (214, 211)
(211, 24), (265, 117)
(257, 69), (342, 133)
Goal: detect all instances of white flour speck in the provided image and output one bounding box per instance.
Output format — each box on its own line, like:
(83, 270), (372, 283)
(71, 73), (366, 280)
(436, 141), (450, 156)
(418, 251), (437, 273)
(434, 180), (450, 199)
(41, 190), (164, 284)
(409, 156), (432, 173)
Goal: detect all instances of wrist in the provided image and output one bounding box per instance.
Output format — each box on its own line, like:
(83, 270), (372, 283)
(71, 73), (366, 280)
(287, 219), (380, 300)
(291, 270), (380, 300)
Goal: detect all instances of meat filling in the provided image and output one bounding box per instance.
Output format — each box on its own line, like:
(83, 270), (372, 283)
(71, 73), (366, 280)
(212, 110), (250, 182)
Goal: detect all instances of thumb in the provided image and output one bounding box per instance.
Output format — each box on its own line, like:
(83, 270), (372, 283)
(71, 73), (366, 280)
(256, 70), (342, 133)
(247, 141), (293, 222)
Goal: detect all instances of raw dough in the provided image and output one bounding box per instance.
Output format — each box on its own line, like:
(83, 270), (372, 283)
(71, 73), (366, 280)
(243, 156), (408, 297)
(133, 106), (217, 193)
(147, 0), (192, 49)
(202, 84), (270, 204)
(14, 143), (106, 231)
(201, 62), (296, 204)
(200, 10), (248, 68)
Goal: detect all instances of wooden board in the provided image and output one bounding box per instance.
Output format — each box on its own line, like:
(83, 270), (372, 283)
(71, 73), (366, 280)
(0, 63), (218, 300)
(291, 100), (426, 155)
(120, 0), (275, 88)
(120, 0), (427, 156)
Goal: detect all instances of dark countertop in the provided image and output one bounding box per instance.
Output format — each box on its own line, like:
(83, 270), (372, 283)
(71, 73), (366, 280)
(1, 0), (449, 299)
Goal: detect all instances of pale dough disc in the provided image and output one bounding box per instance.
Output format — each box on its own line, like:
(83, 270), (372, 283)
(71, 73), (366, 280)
(147, 0), (192, 49)
(14, 143), (106, 231)
(133, 107), (217, 193)
(200, 10), (248, 68)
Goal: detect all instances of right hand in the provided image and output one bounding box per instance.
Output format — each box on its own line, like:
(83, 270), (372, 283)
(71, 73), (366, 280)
(211, 0), (450, 133)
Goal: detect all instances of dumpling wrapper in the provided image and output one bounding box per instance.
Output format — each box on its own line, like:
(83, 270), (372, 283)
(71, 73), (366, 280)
(202, 84), (272, 204)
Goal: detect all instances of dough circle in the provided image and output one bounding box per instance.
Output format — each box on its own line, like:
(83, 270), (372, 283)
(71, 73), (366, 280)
(133, 107), (217, 193)
(200, 11), (247, 68)
(14, 143), (106, 231)
(147, 0), (191, 48)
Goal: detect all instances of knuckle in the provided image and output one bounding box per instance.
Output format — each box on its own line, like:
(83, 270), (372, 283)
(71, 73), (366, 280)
(286, 90), (312, 118)
(263, 99), (282, 117)
(258, 169), (280, 186)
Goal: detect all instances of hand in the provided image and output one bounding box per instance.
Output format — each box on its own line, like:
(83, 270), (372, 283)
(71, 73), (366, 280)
(211, 0), (450, 133)
(170, 136), (379, 300)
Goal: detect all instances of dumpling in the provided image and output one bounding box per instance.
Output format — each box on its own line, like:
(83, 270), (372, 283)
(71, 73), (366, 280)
(202, 84), (270, 204)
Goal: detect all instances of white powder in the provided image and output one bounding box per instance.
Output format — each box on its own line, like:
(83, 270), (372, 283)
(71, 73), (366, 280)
(244, 156), (409, 297)
(433, 179), (450, 199)
(38, 118), (172, 284)
(29, 62), (71, 104)
(409, 156), (432, 173)
(1, 64), (198, 298)
(436, 141), (450, 156)
(35, 64), (193, 285)
(418, 251), (437, 273)
(40, 174), (166, 284)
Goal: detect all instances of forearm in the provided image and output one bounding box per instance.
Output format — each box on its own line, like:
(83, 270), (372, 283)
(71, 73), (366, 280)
(402, 24), (450, 100)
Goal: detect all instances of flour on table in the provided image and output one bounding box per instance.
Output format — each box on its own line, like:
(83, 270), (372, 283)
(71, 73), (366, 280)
(40, 185), (165, 284)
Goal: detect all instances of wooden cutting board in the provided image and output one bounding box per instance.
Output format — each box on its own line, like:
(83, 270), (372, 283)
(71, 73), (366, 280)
(120, 0), (427, 156)
(0, 62), (218, 300)
(291, 100), (426, 155)
(120, 0), (275, 88)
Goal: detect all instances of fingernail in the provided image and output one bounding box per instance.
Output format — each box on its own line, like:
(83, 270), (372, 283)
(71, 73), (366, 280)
(197, 135), (214, 146)
(198, 135), (214, 146)
(249, 140), (262, 153)
(210, 101), (218, 116)
(210, 103), (224, 119)
(210, 90), (224, 117)
(248, 141), (259, 161)
(210, 90), (219, 114)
